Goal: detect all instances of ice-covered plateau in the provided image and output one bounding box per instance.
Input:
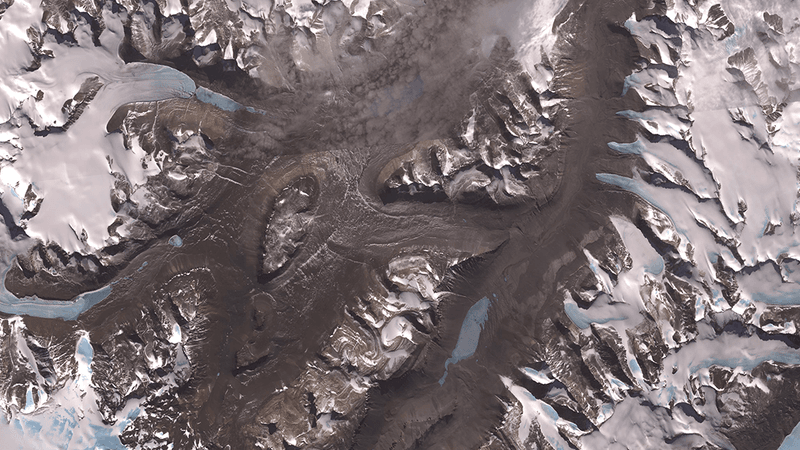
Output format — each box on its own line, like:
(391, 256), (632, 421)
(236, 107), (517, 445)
(2, 0), (800, 447)
(488, 1), (800, 450)
(531, 0), (800, 449)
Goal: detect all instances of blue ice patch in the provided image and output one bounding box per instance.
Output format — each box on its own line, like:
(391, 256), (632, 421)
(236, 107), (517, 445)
(4, 399), (141, 450)
(540, 401), (560, 421)
(644, 254), (665, 275)
(621, 73), (637, 96)
(195, 87), (243, 112)
(750, 287), (800, 306)
(133, 64), (197, 100)
(564, 302), (594, 329)
(25, 387), (34, 412)
(596, 172), (691, 237)
(91, 424), (131, 450)
(128, 64), (265, 114)
(563, 302), (627, 329)
(608, 139), (647, 155)
(76, 335), (94, 367)
(195, 87), (266, 114)
(690, 349), (800, 373)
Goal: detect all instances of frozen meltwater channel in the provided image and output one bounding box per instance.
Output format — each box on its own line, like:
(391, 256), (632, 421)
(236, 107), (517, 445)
(0, 0), (261, 253)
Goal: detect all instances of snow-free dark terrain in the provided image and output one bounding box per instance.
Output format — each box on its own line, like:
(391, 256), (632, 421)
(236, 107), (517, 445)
(1, 0), (800, 448)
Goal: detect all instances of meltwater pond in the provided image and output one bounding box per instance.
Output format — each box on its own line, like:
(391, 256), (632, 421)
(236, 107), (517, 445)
(169, 235), (184, 247)
(439, 296), (492, 385)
